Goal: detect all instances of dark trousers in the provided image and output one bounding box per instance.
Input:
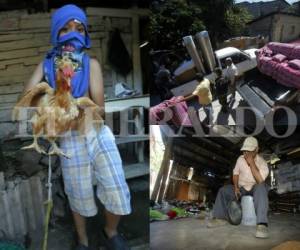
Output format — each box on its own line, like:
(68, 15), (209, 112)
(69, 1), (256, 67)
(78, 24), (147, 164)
(212, 184), (269, 224)
(218, 94), (228, 110)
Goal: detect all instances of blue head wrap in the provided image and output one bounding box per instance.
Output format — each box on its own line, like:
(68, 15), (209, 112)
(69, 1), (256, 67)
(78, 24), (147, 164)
(43, 4), (91, 98)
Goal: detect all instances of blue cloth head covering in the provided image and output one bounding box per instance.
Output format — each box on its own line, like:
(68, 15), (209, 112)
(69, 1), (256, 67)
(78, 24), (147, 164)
(43, 4), (91, 98)
(51, 4), (91, 48)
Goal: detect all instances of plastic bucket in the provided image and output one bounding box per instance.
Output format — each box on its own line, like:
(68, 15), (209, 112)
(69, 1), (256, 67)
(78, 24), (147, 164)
(241, 195), (257, 226)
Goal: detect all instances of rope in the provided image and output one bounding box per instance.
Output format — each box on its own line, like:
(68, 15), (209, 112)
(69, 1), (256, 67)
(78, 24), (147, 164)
(42, 154), (53, 250)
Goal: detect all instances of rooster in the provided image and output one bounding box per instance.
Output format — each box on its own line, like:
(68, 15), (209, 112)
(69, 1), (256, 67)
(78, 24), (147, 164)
(12, 55), (103, 158)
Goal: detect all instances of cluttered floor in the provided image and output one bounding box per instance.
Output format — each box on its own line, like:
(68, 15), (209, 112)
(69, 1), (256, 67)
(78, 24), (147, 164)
(150, 213), (300, 250)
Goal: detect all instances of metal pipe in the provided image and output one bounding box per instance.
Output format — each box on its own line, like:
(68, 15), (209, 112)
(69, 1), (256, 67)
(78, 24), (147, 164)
(182, 36), (206, 74)
(195, 31), (216, 73)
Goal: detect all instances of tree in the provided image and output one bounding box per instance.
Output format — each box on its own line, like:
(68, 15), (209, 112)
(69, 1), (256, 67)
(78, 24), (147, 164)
(225, 6), (253, 37)
(148, 0), (252, 51)
(148, 0), (205, 51)
(195, 0), (235, 46)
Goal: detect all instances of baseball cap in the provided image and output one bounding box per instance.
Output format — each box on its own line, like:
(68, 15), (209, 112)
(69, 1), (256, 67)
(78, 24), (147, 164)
(240, 137), (258, 151)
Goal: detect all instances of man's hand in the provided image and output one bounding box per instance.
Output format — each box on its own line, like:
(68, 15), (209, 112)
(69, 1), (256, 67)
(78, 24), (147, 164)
(234, 186), (241, 200)
(244, 151), (256, 167)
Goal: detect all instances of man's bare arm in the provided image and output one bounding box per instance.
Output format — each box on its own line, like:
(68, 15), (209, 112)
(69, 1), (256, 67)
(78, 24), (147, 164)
(89, 58), (105, 117)
(249, 162), (264, 183)
(233, 175), (239, 189)
(233, 174), (241, 199)
(244, 152), (264, 183)
(182, 94), (196, 102)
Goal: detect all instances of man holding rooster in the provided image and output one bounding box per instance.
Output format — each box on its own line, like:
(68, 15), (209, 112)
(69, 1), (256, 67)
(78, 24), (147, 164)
(20, 4), (131, 250)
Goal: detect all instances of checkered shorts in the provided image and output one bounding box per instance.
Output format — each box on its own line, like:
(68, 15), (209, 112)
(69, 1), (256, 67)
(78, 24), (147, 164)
(59, 125), (131, 217)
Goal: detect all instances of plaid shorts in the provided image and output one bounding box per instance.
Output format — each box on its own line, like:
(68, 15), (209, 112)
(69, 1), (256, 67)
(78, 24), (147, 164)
(59, 125), (131, 217)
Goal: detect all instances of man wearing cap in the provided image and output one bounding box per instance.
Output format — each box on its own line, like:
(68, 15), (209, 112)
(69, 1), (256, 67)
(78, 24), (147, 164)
(208, 137), (270, 239)
(21, 4), (131, 250)
(224, 57), (239, 100)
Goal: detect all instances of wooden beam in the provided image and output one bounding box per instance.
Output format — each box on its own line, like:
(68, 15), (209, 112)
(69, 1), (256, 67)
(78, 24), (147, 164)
(132, 13), (142, 93)
(174, 138), (232, 165)
(86, 7), (150, 18)
(150, 137), (173, 202)
(195, 137), (239, 159)
(124, 163), (149, 179)
(172, 146), (230, 174)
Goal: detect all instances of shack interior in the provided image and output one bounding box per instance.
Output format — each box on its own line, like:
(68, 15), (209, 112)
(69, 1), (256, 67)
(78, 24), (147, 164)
(150, 126), (300, 250)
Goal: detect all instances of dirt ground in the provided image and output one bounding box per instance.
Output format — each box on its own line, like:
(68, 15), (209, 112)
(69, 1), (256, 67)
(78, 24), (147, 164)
(150, 213), (300, 250)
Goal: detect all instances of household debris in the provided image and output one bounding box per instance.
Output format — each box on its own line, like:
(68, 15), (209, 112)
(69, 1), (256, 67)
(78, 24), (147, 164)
(150, 199), (208, 222)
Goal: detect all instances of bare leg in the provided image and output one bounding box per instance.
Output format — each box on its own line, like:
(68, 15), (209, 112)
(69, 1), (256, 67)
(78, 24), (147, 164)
(104, 210), (120, 238)
(72, 211), (89, 246)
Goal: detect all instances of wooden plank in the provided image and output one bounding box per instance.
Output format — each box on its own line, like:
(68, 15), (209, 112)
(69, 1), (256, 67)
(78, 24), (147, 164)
(0, 108), (12, 122)
(124, 163), (149, 179)
(90, 39), (101, 48)
(116, 136), (148, 145)
(20, 13), (51, 19)
(86, 16), (106, 26)
(86, 7), (150, 17)
(0, 28), (49, 35)
(0, 122), (17, 139)
(0, 55), (42, 69)
(12, 184), (27, 235)
(0, 83), (24, 94)
(29, 176), (45, 230)
(0, 65), (36, 78)
(0, 17), (19, 31)
(88, 25), (106, 32)
(38, 45), (52, 53)
(105, 95), (149, 112)
(0, 172), (4, 190)
(0, 10), (27, 18)
(0, 74), (31, 85)
(131, 14), (142, 93)
(0, 37), (50, 52)
(0, 93), (19, 103)
(111, 17), (131, 32)
(0, 48), (38, 61)
(0, 102), (15, 108)
(20, 179), (37, 232)
(89, 31), (106, 39)
(20, 18), (50, 29)
(0, 190), (15, 238)
(0, 33), (34, 42)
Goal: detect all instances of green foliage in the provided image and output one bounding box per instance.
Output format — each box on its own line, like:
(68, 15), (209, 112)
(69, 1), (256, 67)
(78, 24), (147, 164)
(225, 6), (253, 37)
(197, 0), (234, 45)
(148, 0), (205, 50)
(148, 0), (253, 50)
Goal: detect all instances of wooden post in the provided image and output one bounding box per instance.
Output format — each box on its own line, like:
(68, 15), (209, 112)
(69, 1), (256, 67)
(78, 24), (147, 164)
(150, 137), (173, 202)
(131, 14), (142, 93)
(0, 144), (7, 171)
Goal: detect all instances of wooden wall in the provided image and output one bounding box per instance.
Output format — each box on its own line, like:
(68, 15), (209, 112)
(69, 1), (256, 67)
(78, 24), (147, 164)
(0, 7), (146, 139)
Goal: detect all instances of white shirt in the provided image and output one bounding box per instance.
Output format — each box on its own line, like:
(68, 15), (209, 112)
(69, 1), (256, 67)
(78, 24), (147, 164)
(224, 64), (238, 85)
(233, 154), (269, 191)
